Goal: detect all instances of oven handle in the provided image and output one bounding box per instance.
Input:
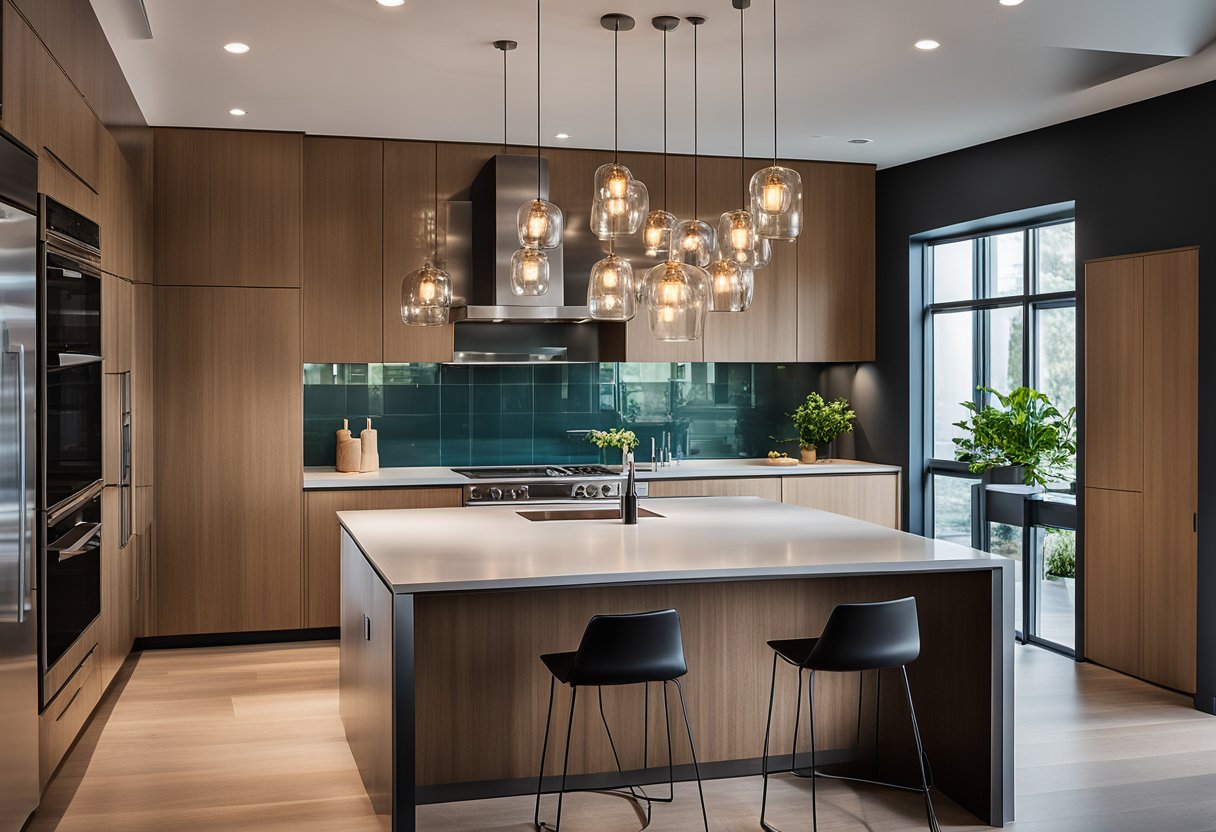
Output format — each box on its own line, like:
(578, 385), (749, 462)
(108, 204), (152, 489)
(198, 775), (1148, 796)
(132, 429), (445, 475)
(5, 345), (27, 622)
(49, 522), (102, 562)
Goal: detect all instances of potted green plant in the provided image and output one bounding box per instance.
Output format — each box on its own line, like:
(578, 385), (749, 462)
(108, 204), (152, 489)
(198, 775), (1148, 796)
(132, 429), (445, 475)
(587, 428), (640, 469)
(788, 393), (856, 464)
(952, 386), (1076, 487)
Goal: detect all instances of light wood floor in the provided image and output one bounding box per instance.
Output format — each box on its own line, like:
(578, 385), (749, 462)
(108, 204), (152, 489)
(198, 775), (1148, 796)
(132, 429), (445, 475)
(27, 642), (1216, 832)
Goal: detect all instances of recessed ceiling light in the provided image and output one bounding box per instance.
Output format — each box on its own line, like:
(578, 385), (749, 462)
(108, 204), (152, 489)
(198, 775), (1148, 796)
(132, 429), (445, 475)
(229, 108), (246, 116)
(223, 42), (250, 54)
(377, 0), (405, 6)
(999, 0), (1024, 5)
(914, 39), (940, 50)
(554, 133), (571, 140)
(847, 138), (873, 144)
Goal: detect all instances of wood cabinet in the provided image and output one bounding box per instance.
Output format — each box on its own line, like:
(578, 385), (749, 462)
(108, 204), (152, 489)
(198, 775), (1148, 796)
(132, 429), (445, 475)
(154, 129), (302, 287)
(153, 286), (303, 636)
(131, 283), (154, 487)
(303, 137), (384, 363)
(304, 487), (460, 628)
(792, 160), (875, 362)
(39, 640), (101, 789)
(102, 273), (133, 373)
(781, 473), (900, 529)
(99, 486), (135, 690)
(648, 476), (782, 501)
(1082, 247), (1197, 693)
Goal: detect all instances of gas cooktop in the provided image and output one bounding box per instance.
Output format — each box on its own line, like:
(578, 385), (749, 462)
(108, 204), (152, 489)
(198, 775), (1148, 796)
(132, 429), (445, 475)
(451, 465), (616, 480)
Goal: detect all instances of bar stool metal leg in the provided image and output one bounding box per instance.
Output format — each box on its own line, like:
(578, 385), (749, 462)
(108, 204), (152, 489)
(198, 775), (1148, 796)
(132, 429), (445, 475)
(536, 685), (579, 832)
(534, 677), (556, 830)
(760, 652), (779, 831)
(900, 666), (941, 832)
(808, 670), (819, 832)
(672, 679), (709, 832)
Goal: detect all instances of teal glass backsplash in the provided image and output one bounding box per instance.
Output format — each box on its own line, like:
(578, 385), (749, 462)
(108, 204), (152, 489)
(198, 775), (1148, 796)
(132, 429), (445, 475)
(303, 363), (826, 468)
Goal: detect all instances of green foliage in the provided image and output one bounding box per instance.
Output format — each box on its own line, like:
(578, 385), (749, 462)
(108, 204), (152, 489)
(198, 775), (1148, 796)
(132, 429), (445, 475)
(953, 386), (1076, 487)
(587, 428), (639, 451)
(1044, 528), (1076, 579)
(789, 393), (856, 449)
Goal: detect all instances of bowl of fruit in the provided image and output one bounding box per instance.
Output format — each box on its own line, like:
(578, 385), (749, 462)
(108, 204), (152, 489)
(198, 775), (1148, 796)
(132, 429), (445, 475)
(764, 451), (799, 467)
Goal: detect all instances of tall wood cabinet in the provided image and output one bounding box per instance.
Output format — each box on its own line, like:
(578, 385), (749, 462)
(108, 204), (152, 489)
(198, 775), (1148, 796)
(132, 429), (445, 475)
(1083, 247), (1197, 693)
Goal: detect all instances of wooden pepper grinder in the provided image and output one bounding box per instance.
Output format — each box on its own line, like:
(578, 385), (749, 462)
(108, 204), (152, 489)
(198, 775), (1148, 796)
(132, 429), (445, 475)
(359, 418), (380, 473)
(335, 419), (362, 473)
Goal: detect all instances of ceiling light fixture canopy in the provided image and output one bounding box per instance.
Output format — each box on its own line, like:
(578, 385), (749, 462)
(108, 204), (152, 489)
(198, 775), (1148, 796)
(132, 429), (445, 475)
(512, 0), (562, 296)
(749, 0), (804, 245)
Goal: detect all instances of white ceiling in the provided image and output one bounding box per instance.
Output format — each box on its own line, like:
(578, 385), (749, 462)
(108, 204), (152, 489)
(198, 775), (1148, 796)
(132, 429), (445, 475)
(90, 0), (1216, 169)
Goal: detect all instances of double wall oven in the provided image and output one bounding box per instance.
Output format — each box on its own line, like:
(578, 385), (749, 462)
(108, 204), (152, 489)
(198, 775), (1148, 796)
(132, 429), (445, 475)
(38, 197), (103, 708)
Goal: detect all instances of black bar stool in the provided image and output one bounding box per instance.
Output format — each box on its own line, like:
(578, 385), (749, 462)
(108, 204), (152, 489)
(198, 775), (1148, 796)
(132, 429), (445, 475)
(533, 609), (708, 832)
(760, 597), (940, 832)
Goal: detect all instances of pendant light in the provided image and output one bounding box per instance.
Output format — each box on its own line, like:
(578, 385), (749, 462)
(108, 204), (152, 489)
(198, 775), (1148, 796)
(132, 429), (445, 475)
(642, 16), (679, 257)
(673, 15), (716, 268)
(716, 0), (761, 270)
(749, 0), (803, 241)
(591, 14), (648, 241)
(401, 142), (453, 326)
(643, 259), (709, 341)
(709, 257), (753, 312)
(511, 0), (561, 296)
(588, 241), (636, 320)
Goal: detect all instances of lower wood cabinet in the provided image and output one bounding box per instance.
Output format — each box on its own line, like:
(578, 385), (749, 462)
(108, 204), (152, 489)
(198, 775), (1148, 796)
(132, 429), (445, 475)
(781, 474), (900, 529)
(99, 486), (136, 691)
(647, 477), (782, 501)
(39, 643), (101, 790)
(305, 487), (461, 628)
(1083, 487), (1142, 676)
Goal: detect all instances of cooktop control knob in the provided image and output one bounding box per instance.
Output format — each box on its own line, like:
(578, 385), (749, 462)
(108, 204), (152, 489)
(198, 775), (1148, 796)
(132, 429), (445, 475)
(601, 482), (616, 498)
(585, 484), (599, 497)
(469, 487), (481, 501)
(518, 485), (529, 500)
(489, 487), (503, 500)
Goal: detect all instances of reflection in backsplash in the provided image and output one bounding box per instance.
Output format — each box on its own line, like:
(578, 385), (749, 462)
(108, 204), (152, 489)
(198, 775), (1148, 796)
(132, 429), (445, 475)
(303, 363), (831, 468)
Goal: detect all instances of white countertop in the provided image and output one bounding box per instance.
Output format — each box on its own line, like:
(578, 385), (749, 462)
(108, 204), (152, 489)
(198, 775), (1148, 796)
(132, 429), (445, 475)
(306, 458), (900, 490)
(338, 496), (1006, 594)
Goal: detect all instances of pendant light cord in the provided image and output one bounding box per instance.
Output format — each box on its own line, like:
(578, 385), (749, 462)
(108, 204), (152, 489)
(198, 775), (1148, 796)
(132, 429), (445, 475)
(536, 0), (542, 199)
(613, 23), (620, 162)
(662, 27), (668, 208)
(739, 3), (746, 199)
(433, 142), (439, 260)
(772, 0), (778, 164)
(692, 19), (699, 219)
(502, 46), (508, 152)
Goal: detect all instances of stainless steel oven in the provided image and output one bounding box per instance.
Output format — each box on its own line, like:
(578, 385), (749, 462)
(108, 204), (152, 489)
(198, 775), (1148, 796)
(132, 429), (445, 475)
(40, 483), (101, 707)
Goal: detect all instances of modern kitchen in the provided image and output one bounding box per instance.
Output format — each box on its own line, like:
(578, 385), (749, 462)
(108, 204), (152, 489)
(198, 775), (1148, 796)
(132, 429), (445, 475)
(1, 1), (1213, 831)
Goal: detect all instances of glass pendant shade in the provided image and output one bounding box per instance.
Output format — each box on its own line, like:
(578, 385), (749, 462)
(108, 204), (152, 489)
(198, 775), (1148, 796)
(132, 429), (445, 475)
(673, 218), (716, 267)
(642, 260), (709, 342)
(588, 252), (636, 321)
(719, 209), (758, 255)
(510, 246), (550, 296)
(401, 260), (452, 326)
(643, 210), (677, 256)
(733, 236), (771, 270)
(595, 163), (633, 201)
(750, 165), (803, 241)
(591, 180), (648, 240)
(708, 258), (753, 312)
(517, 198), (564, 249)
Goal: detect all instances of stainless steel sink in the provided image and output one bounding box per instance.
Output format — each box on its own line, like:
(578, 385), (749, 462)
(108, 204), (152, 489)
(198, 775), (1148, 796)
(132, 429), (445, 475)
(516, 507), (664, 522)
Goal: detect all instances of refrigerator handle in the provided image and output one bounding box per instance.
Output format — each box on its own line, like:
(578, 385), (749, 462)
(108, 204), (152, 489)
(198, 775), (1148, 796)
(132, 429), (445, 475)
(8, 343), (27, 621)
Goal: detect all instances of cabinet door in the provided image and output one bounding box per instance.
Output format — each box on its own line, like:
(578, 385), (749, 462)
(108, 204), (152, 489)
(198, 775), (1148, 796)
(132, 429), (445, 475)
(382, 140), (453, 362)
(781, 474), (899, 528)
(154, 287), (303, 635)
(793, 161), (875, 362)
(1083, 256), (1143, 491)
(648, 477), (782, 501)
(99, 486), (133, 691)
(304, 487), (460, 628)
(1140, 249), (1198, 692)
(303, 137), (384, 362)
(102, 273), (133, 373)
(154, 129), (211, 284)
(1084, 487), (1142, 677)
(131, 283), (154, 487)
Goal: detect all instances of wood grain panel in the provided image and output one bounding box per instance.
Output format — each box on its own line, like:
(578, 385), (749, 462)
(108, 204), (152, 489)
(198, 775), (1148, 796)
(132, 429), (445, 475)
(413, 570), (996, 820)
(131, 283), (154, 487)
(305, 487), (460, 628)
(781, 473), (900, 528)
(648, 477), (782, 500)
(382, 140), (452, 362)
(153, 287), (303, 636)
(99, 486), (133, 691)
(39, 647), (100, 790)
(209, 131), (303, 287)
(1083, 255), (1143, 491)
(1084, 487), (1142, 677)
(154, 129), (211, 285)
(794, 161), (875, 362)
(101, 273), (132, 373)
(1140, 248), (1198, 693)
(100, 130), (135, 279)
(303, 137), (384, 363)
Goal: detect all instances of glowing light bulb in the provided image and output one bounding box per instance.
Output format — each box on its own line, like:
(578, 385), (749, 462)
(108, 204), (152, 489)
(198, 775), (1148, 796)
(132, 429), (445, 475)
(681, 229), (699, 251)
(644, 224), (665, 251)
(730, 220), (753, 252)
(419, 277), (436, 302)
(603, 294), (619, 311)
(606, 167), (629, 199)
(606, 196), (627, 217)
(601, 265), (619, 289)
(761, 174), (788, 213)
(527, 203), (549, 240)
(522, 258), (540, 284)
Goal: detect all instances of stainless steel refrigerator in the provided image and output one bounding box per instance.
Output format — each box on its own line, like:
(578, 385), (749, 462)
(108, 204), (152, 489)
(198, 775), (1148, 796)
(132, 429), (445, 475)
(0, 134), (40, 831)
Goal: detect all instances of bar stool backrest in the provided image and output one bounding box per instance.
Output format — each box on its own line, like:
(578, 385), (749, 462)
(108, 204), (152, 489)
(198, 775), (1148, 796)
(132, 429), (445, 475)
(568, 609), (689, 686)
(806, 597), (921, 672)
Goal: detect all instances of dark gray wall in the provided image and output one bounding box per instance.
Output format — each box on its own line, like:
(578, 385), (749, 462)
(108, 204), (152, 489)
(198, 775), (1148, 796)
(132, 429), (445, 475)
(870, 79), (1216, 711)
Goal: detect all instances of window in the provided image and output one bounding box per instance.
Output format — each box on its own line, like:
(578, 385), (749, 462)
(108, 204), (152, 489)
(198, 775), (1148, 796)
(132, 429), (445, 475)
(923, 220), (1076, 541)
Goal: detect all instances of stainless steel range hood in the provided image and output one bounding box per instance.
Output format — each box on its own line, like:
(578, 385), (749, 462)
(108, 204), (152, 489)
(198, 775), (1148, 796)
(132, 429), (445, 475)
(450, 154), (590, 322)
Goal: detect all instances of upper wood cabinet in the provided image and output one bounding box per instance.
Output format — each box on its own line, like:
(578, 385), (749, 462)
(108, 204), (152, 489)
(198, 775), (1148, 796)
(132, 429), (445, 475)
(153, 286), (303, 636)
(792, 160), (875, 363)
(154, 129), (302, 287)
(303, 137), (384, 363)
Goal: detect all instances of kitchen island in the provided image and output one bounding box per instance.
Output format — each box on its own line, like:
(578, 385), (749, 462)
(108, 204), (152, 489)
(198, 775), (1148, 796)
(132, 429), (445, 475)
(338, 497), (1014, 831)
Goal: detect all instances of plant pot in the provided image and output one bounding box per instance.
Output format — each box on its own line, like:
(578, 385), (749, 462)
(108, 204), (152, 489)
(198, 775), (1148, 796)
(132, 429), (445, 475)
(800, 446), (817, 464)
(1062, 576), (1075, 603)
(984, 465), (1027, 486)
